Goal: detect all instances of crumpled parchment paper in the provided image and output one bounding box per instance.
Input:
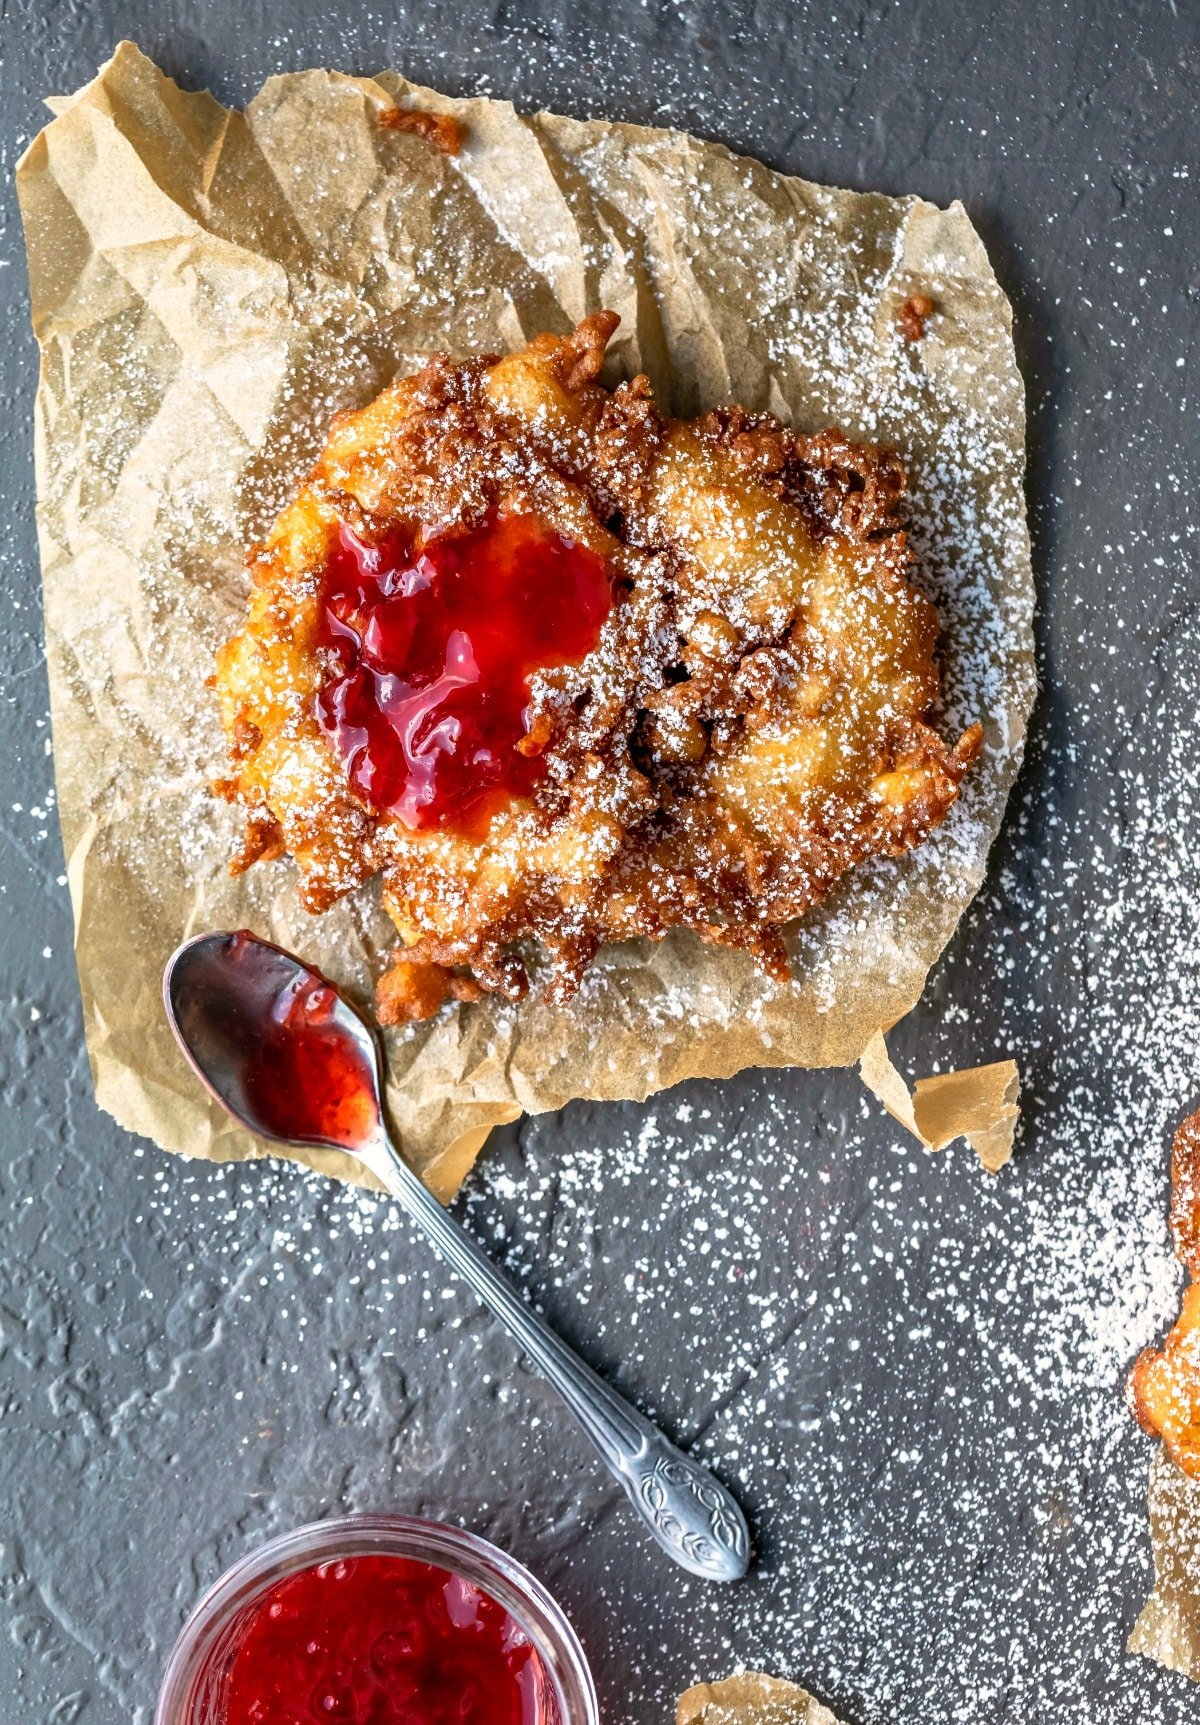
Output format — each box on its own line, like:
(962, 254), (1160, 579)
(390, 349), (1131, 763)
(859, 1029), (1021, 1171)
(677, 1672), (844, 1725)
(16, 41), (1035, 1201)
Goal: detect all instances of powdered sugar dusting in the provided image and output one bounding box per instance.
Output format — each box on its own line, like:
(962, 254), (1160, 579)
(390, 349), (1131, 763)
(25, 49), (1034, 1188)
(20, 39), (1200, 1725)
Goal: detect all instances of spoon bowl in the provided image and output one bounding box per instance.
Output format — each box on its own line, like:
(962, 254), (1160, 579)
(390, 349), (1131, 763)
(165, 930), (383, 1150)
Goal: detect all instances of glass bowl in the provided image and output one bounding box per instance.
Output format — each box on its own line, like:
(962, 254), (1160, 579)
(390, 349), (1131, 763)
(155, 1513), (598, 1725)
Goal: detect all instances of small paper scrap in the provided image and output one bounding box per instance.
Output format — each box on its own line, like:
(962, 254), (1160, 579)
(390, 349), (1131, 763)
(858, 1029), (1021, 1172)
(677, 1672), (845, 1725)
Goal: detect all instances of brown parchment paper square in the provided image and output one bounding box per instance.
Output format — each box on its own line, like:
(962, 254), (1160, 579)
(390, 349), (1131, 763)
(16, 41), (1035, 1201)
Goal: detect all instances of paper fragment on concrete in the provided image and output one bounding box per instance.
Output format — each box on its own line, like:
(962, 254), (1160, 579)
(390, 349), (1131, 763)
(677, 1672), (845, 1725)
(858, 1028), (1020, 1172)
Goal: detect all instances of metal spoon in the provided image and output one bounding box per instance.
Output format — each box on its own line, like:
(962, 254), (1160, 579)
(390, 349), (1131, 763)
(163, 930), (751, 1583)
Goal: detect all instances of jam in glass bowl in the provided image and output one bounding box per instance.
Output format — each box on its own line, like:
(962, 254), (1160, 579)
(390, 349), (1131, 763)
(155, 1515), (598, 1725)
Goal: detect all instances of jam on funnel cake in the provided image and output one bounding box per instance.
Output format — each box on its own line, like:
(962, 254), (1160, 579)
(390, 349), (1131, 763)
(215, 312), (981, 1023)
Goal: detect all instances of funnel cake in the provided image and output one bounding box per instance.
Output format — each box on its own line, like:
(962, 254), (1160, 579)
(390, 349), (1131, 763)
(1130, 1108), (1200, 1476)
(214, 313), (982, 1024)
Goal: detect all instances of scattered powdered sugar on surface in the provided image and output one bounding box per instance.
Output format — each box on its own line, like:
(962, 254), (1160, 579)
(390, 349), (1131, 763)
(106, 655), (1200, 1721)
(10, 34), (1199, 1725)
(110, 713), (1199, 1723)
(100, 307), (1196, 1713)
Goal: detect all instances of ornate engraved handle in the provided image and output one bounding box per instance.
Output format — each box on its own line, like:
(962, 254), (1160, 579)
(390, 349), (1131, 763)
(367, 1131), (752, 1582)
(604, 1418), (752, 1582)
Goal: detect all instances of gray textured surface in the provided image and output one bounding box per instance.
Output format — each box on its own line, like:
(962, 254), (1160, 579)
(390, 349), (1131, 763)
(2, 4), (1198, 1723)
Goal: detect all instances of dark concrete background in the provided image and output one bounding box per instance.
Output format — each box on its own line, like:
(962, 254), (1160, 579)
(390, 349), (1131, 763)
(3, 3), (1199, 1722)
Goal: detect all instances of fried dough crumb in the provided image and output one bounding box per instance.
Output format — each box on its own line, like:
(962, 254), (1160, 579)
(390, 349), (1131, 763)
(229, 810), (286, 874)
(379, 105), (463, 155)
(377, 958), (483, 1024)
(898, 293), (936, 342)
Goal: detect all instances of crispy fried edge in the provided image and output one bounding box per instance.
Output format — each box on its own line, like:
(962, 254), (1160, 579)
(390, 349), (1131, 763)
(1129, 1107), (1200, 1471)
(378, 105), (463, 155)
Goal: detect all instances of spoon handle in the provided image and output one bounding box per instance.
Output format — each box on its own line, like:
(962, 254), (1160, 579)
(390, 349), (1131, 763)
(365, 1131), (751, 1583)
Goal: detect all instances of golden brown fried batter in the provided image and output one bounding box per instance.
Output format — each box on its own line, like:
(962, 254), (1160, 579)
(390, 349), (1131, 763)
(1130, 1108), (1200, 1476)
(898, 294), (936, 343)
(1171, 1106), (1200, 1277)
(214, 313), (981, 1022)
(378, 104), (463, 156)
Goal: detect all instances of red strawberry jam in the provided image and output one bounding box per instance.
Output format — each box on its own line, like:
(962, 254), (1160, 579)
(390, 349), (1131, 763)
(222, 1554), (553, 1725)
(229, 946), (378, 1149)
(314, 513), (614, 836)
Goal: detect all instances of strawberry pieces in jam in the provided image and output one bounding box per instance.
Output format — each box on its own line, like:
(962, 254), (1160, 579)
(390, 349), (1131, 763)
(222, 1554), (549, 1725)
(315, 514), (614, 835)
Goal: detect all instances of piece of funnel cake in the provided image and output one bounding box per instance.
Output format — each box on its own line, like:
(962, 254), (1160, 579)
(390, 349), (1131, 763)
(214, 313), (981, 1024)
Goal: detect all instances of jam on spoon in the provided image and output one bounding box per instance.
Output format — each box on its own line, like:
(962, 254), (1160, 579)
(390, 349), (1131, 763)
(314, 512), (614, 835)
(216, 930), (380, 1149)
(222, 1553), (552, 1725)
